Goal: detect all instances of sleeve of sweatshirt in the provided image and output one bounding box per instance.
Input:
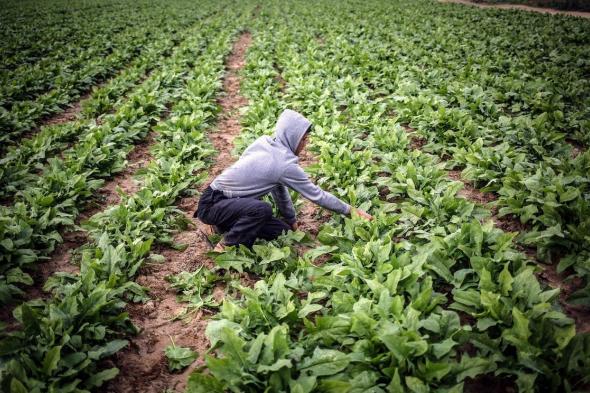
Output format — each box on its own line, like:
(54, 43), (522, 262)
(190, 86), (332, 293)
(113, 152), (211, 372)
(271, 185), (297, 225)
(281, 163), (351, 215)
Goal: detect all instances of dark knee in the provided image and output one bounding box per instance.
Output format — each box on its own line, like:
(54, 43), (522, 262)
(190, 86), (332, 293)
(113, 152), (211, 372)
(249, 202), (273, 220)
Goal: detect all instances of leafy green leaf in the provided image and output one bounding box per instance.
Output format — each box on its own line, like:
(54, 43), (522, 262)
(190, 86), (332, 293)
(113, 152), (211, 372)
(299, 348), (349, 376)
(165, 344), (198, 371)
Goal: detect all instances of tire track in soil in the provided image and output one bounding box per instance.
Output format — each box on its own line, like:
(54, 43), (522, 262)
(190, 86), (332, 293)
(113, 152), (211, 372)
(106, 31), (253, 393)
(402, 125), (590, 333)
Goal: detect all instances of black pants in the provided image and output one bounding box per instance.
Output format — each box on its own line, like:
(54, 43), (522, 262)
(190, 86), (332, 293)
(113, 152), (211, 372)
(195, 185), (291, 248)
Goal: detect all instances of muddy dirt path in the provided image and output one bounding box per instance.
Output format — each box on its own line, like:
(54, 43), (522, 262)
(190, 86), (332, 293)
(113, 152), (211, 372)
(106, 31), (253, 393)
(439, 0), (590, 18)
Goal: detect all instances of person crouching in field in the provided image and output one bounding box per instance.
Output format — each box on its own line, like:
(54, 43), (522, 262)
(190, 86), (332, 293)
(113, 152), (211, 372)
(195, 109), (373, 252)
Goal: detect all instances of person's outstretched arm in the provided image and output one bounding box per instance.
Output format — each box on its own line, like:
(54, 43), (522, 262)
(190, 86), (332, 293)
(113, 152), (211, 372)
(280, 164), (351, 216)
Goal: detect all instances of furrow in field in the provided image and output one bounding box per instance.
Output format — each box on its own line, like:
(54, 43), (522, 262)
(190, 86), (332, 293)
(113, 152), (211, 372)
(0, 11), (244, 391)
(21, 104), (175, 307)
(2, 71), (186, 331)
(7, 13), (224, 302)
(355, 0), (589, 313)
(108, 31), (252, 393)
(0, 35), (200, 203)
(0, 6), (222, 153)
(0, 24), (214, 313)
(0, 12), (214, 162)
(297, 148), (329, 237)
(89, 132), (157, 213)
(39, 90), (96, 129)
(29, 132), (157, 294)
(566, 139), (586, 158)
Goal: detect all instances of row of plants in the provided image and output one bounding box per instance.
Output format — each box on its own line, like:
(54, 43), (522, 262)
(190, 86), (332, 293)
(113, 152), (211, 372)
(0, 12), (221, 307)
(2, 7), (148, 104)
(0, 0), (216, 149)
(346, 0), (590, 304)
(0, 0), (128, 69)
(0, 0), (205, 96)
(273, 0), (589, 305)
(184, 2), (589, 392)
(0, 8), (251, 391)
(0, 9), (221, 201)
(1, 0), (122, 70)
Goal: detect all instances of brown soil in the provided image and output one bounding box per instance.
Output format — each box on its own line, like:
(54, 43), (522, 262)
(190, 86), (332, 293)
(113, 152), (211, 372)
(446, 168), (590, 333)
(1, 206), (91, 330)
(106, 31), (253, 393)
(537, 263), (590, 334)
(0, 308), (17, 332)
(298, 148), (331, 236)
(566, 139), (585, 158)
(439, 0), (590, 18)
(17, 84), (101, 143)
(448, 170), (497, 205)
(27, 128), (155, 297)
(445, 170), (532, 236)
(490, 212), (528, 233)
(464, 373), (517, 393)
(401, 124), (427, 150)
(401, 125), (531, 237)
(29, 231), (87, 297)
(44, 92), (90, 126)
(564, 304), (590, 334)
(0, 231), (90, 332)
(275, 72), (287, 93)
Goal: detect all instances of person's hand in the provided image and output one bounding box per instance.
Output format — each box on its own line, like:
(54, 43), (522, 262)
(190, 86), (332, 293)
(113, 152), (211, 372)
(354, 208), (373, 221)
(291, 221), (299, 231)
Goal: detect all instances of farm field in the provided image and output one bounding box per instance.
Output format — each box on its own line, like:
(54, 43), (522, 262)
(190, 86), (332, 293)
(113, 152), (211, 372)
(0, 0), (589, 392)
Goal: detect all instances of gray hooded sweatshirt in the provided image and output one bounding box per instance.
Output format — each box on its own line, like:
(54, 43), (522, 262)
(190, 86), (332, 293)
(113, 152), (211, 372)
(210, 109), (351, 224)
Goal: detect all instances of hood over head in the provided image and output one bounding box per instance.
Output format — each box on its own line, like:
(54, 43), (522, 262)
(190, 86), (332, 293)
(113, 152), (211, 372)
(274, 109), (312, 154)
